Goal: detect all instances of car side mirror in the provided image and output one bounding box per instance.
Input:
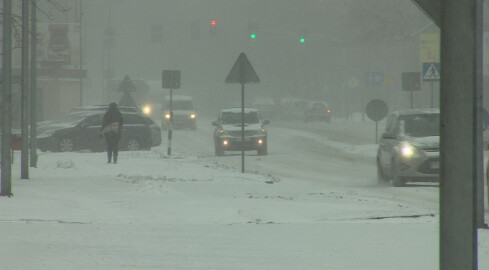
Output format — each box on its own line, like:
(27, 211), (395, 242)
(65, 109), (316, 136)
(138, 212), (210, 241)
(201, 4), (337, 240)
(262, 119), (270, 125)
(212, 121), (219, 126)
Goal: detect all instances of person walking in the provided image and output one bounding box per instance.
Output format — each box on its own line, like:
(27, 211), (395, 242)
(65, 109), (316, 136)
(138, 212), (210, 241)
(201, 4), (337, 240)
(101, 102), (123, 164)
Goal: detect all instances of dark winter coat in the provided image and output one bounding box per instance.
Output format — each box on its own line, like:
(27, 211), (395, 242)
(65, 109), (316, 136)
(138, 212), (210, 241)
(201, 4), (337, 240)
(101, 107), (123, 142)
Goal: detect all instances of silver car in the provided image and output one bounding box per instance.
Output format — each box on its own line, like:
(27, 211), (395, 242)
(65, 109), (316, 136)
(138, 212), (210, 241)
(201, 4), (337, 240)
(377, 108), (440, 186)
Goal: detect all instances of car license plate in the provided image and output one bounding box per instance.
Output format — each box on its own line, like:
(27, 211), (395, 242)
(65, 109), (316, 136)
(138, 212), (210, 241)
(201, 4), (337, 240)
(430, 161), (439, 169)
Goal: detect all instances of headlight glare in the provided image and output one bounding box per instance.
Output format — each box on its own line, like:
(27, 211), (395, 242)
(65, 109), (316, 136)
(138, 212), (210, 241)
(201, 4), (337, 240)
(143, 105), (151, 115)
(400, 143), (416, 158)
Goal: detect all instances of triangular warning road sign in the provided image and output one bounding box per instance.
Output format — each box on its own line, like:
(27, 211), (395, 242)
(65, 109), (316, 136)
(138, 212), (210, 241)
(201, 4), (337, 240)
(225, 53), (260, 84)
(423, 64), (440, 80)
(117, 75), (137, 93)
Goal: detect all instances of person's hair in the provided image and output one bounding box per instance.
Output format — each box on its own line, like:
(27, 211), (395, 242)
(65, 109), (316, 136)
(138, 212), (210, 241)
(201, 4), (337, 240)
(109, 102), (117, 110)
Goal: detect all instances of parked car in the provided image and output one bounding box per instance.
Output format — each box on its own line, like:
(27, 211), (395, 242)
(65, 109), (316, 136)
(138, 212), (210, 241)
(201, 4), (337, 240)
(212, 108), (269, 156)
(303, 101), (332, 123)
(377, 108), (440, 186)
(143, 115), (162, 147)
(70, 104), (141, 114)
(37, 111), (157, 152)
(161, 95), (197, 130)
(280, 98), (309, 121)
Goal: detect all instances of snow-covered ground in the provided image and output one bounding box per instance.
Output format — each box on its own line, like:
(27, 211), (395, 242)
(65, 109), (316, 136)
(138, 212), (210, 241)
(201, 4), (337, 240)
(0, 115), (488, 270)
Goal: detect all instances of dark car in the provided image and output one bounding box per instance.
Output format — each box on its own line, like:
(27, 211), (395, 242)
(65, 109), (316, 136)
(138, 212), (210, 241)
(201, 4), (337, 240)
(142, 115), (162, 147)
(70, 104), (141, 114)
(212, 108), (269, 156)
(377, 108), (440, 186)
(37, 111), (157, 152)
(303, 101), (332, 123)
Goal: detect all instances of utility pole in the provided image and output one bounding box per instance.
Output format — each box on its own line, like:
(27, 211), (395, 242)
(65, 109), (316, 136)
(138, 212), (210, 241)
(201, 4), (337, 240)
(440, 0), (479, 269)
(30, 0), (38, 168)
(79, 0), (84, 106)
(21, 0), (30, 179)
(1, 0), (13, 196)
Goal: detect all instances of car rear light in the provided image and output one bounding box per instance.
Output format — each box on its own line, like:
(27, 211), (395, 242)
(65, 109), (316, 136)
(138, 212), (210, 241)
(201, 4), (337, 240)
(327, 109), (331, 114)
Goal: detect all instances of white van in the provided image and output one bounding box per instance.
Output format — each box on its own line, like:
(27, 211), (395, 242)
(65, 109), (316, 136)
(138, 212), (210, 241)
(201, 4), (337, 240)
(161, 95), (197, 130)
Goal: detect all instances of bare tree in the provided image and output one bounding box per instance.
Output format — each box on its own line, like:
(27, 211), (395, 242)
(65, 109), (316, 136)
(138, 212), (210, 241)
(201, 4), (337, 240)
(0, 0), (69, 51)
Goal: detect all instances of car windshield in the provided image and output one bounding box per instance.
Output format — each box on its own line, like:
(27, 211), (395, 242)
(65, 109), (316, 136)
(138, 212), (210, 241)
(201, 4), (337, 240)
(221, 111), (259, 124)
(399, 114), (440, 137)
(166, 100), (193, 110)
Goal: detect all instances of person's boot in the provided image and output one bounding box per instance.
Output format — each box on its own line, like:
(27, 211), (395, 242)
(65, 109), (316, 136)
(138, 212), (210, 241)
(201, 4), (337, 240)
(113, 155), (117, 164)
(107, 152), (112, 164)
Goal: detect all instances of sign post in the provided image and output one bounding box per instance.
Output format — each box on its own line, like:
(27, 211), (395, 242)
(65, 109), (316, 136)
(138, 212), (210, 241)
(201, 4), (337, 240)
(422, 62), (440, 108)
(402, 72), (421, 109)
(162, 70), (181, 156)
(365, 99), (388, 144)
(364, 71), (384, 121)
(225, 53), (260, 173)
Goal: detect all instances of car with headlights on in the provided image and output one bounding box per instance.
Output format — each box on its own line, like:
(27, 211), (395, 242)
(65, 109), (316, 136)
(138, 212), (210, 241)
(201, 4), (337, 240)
(161, 95), (197, 130)
(212, 108), (269, 156)
(376, 108), (440, 186)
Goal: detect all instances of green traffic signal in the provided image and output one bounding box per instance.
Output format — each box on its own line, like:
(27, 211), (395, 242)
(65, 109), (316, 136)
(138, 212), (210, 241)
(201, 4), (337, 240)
(250, 33), (256, 39)
(300, 38), (305, 43)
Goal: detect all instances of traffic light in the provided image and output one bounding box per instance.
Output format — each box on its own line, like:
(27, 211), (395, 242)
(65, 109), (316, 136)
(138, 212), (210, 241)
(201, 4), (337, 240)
(248, 22), (258, 40)
(300, 37), (305, 43)
(209, 19), (217, 36)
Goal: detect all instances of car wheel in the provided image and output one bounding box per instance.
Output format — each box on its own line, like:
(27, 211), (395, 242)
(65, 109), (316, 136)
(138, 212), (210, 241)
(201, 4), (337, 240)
(215, 145), (224, 156)
(59, 137), (74, 152)
(391, 160), (405, 187)
(257, 144), (268, 156)
(377, 158), (389, 184)
(126, 138), (140, 151)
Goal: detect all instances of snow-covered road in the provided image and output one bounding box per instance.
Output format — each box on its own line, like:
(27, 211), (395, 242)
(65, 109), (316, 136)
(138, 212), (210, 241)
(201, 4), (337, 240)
(0, 113), (487, 270)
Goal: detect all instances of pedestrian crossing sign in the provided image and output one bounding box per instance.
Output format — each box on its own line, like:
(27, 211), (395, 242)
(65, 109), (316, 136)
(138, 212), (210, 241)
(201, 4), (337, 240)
(422, 62), (440, 82)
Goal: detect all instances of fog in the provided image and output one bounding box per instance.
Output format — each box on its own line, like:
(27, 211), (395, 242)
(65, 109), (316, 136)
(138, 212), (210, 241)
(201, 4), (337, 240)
(70, 0), (437, 117)
(3, 1), (489, 269)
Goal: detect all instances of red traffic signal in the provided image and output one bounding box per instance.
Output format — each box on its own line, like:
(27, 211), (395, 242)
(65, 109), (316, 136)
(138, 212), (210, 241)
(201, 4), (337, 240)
(211, 19), (216, 26)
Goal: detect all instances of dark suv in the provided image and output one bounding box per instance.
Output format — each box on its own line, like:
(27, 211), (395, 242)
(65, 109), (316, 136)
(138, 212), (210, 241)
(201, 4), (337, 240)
(37, 111), (159, 152)
(377, 108), (440, 186)
(212, 108), (269, 156)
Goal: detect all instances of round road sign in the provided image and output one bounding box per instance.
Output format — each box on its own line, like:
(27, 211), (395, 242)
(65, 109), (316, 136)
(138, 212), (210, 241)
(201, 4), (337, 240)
(366, 99), (388, 121)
